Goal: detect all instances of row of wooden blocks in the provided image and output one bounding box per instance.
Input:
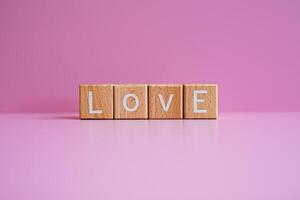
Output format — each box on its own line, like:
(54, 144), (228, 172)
(80, 84), (218, 119)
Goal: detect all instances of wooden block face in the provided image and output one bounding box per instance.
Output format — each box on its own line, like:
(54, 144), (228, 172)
(80, 84), (113, 119)
(149, 85), (183, 119)
(184, 84), (218, 119)
(114, 85), (148, 119)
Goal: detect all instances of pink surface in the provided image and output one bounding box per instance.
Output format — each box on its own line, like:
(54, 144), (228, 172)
(0, 112), (300, 199)
(1, 1), (300, 112)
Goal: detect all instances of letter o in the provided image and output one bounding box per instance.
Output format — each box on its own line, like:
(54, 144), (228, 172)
(123, 93), (139, 112)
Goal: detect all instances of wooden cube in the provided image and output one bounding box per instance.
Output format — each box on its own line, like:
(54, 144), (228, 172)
(114, 84), (148, 119)
(79, 84), (113, 119)
(184, 84), (218, 119)
(149, 84), (183, 119)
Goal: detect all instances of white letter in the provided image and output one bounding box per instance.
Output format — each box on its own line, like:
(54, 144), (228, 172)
(123, 93), (139, 112)
(88, 91), (103, 114)
(158, 94), (174, 112)
(193, 90), (207, 113)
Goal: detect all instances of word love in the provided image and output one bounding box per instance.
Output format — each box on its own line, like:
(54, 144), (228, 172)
(80, 84), (218, 119)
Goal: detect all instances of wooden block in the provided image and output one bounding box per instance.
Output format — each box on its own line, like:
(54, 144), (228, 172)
(184, 84), (218, 119)
(149, 84), (183, 119)
(79, 84), (113, 119)
(114, 84), (148, 119)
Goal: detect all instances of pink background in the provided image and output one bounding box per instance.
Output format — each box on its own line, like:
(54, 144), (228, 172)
(1, 112), (300, 199)
(1, 0), (300, 112)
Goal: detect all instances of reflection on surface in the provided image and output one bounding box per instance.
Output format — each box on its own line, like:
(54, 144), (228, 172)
(0, 113), (299, 199)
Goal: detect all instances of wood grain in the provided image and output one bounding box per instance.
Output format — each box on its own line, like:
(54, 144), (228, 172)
(79, 84), (113, 119)
(184, 84), (218, 119)
(149, 84), (183, 119)
(114, 84), (148, 119)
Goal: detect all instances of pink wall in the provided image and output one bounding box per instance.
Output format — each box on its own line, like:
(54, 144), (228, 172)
(1, 0), (300, 112)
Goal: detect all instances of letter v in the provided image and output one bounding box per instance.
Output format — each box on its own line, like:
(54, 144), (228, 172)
(158, 94), (174, 112)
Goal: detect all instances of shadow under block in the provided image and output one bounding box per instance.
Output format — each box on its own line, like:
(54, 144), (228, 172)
(114, 85), (148, 119)
(149, 85), (183, 119)
(184, 84), (218, 119)
(80, 84), (113, 119)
